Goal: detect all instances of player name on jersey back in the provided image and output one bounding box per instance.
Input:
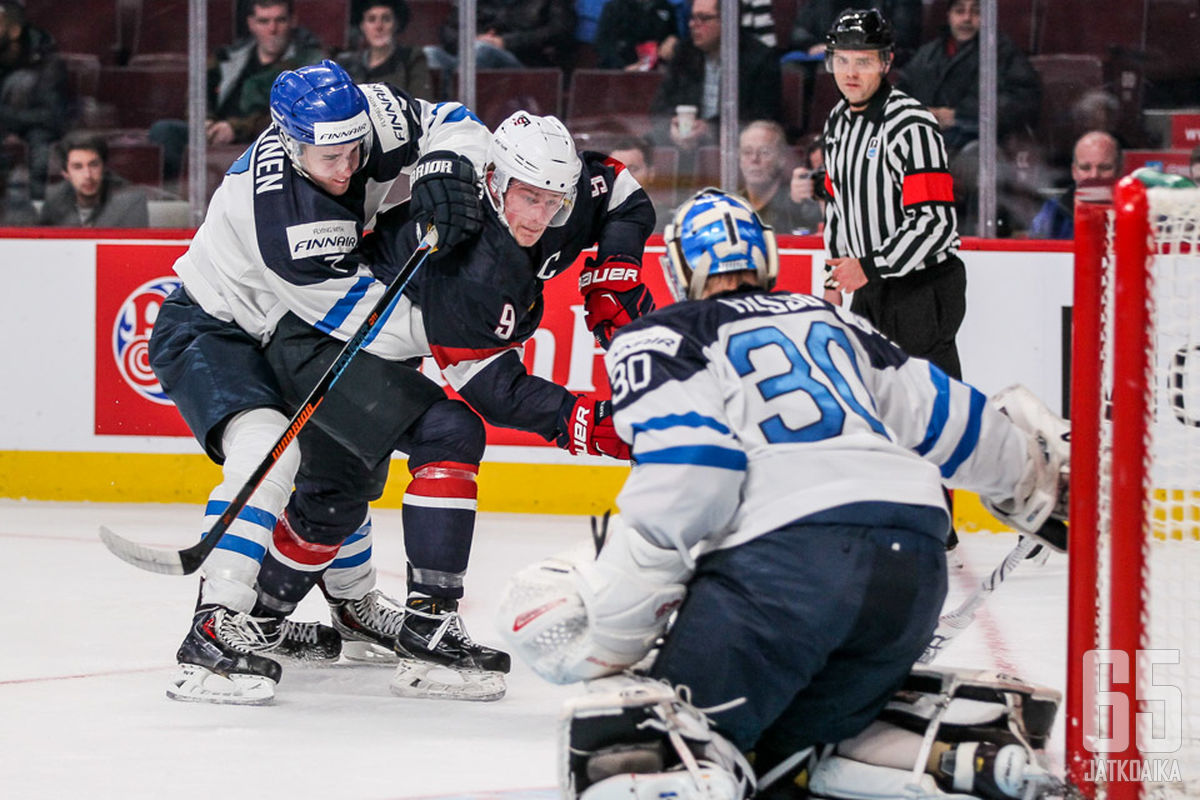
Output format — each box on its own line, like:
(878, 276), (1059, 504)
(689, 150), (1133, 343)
(716, 292), (827, 316)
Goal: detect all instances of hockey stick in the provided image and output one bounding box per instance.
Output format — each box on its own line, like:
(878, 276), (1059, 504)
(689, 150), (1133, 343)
(100, 226), (440, 576)
(917, 533), (1041, 664)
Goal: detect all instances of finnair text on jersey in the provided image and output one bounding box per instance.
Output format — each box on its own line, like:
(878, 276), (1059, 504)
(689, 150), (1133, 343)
(285, 220), (359, 258)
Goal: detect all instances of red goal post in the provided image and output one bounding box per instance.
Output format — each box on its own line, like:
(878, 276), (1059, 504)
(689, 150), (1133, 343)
(1068, 175), (1200, 800)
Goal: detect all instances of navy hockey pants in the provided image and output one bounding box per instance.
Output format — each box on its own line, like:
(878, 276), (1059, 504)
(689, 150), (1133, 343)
(649, 505), (947, 756)
(148, 287), (285, 461)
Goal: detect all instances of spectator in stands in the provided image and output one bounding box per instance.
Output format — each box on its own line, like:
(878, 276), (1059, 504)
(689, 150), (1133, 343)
(337, 0), (433, 98)
(650, 0), (781, 154)
(896, 0), (1040, 156)
(593, 0), (679, 70)
(0, 0), (69, 201)
(426, 0), (577, 73)
(608, 133), (655, 187)
(1030, 130), (1121, 240)
(739, 0), (777, 50)
(39, 131), (148, 228)
(791, 132), (826, 228)
(606, 132), (669, 230)
(789, 0), (922, 65)
(150, 0), (325, 181)
(738, 119), (820, 234)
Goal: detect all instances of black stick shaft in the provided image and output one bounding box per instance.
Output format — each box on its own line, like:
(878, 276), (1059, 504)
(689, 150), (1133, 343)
(105, 226), (438, 576)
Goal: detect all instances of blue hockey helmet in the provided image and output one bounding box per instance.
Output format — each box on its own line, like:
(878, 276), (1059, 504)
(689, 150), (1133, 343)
(662, 188), (778, 302)
(269, 59), (373, 177)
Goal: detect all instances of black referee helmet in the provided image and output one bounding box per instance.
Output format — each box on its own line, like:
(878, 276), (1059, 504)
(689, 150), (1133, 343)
(825, 8), (895, 52)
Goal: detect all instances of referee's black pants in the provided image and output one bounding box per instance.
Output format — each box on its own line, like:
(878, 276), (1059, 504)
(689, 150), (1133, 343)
(850, 256), (966, 380)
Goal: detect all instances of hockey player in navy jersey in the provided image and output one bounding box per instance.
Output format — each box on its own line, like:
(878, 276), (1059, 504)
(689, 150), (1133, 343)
(147, 59), (492, 705)
(498, 189), (1070, 798)
(248, 110), (657, 701)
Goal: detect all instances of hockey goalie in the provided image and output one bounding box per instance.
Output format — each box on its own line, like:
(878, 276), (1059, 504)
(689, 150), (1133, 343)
(496, 189), (1070, 800)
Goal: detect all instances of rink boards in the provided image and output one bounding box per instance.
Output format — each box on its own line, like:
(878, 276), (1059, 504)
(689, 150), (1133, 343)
(0, 229), (1073, 528)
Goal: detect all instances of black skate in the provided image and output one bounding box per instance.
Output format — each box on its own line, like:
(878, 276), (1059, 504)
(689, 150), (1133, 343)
(258, 616), (342, 663)
(326, 589), (407, 663)
(390, 595), (510, 701)
(167, 605), (283, 705)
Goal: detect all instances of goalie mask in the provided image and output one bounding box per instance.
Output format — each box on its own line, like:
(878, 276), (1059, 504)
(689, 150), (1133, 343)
(269, 59), (374, 181)
(662, 189), (779, 302)
(486, 111), (581, 231)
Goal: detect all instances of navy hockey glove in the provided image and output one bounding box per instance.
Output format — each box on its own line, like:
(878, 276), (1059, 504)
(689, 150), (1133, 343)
(579, 256), (655, 349)
(557, 395), (631, 460)
(410, 151), (484, 250)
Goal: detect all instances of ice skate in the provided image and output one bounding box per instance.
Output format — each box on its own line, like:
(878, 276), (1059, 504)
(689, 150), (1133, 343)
(167, 605), (283, 705)
(327, 589), (407, 663)
(390, 595), (510, 701)
(259, 616), (342, 664)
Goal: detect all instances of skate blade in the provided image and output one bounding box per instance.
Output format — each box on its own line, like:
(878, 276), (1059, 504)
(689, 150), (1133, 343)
(388, 658), (506, 702)
(341, 640), (399, 665)
(165, 663), (276, 706)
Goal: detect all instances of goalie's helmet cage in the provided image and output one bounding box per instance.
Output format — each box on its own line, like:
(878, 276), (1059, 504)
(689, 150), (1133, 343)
(486, 111), (581, 228)
(269, 59), (373, 179)
(662, 188), (779, 302)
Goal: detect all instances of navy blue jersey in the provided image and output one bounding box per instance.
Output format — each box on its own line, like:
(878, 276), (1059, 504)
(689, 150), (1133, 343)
(370, 150), (655, 437)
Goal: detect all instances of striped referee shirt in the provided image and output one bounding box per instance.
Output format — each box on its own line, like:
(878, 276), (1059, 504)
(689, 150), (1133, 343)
(822, 82), (960, 281)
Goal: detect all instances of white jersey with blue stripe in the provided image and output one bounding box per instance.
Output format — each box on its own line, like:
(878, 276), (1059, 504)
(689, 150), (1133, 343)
(172, 84), (490, 358)
(604, 288), (1028, 559)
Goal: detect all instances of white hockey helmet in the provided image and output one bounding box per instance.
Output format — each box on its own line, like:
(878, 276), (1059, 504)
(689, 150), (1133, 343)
(486, 111), (581, 228)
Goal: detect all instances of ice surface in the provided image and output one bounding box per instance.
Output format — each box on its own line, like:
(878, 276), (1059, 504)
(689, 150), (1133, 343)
(0, 500), (1065, 799)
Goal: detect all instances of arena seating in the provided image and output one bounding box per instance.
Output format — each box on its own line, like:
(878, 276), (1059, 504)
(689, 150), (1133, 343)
(96, 65), (189, 129)
(566, 69), (665, 138)
(472, 69), (563, 130)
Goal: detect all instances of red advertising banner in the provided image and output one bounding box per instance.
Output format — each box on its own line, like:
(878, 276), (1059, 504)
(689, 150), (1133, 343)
(93, 237), (815, 442)
(1123, 149), (1193, 177)
(95, 242), (191, 436)
(1170, 113), (1200, 150)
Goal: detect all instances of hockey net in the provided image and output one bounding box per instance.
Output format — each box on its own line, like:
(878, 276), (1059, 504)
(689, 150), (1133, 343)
(1067, 178), (1200, 800)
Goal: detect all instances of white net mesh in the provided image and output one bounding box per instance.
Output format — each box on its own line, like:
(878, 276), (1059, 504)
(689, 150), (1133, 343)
(1098, 187), (1200, 797)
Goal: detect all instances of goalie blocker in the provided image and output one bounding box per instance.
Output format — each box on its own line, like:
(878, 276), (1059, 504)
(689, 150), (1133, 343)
(558, 669), (1061, 800)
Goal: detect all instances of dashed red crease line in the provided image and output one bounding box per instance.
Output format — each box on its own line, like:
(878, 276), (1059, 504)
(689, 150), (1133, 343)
(949, 541), (1020, 676)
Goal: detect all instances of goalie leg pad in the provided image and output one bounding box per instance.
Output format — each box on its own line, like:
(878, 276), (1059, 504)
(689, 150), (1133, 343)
(561, 675), (755, 800)
(805, 668), (1062, 800)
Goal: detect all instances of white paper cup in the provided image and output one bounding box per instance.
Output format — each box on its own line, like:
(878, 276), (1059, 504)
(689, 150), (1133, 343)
(675, 105), (698, 137)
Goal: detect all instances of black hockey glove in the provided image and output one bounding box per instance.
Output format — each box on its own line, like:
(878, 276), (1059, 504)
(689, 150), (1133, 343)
(410, 151), (484, 250)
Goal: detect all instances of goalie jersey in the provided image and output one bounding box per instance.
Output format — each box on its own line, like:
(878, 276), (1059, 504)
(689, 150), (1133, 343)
(365, 150), (655, 440)
(605, 288), (1030, 556)
(172, 83), (490, 347)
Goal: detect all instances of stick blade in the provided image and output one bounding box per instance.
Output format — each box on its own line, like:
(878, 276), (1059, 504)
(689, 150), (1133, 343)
(98, 525), (189, 576)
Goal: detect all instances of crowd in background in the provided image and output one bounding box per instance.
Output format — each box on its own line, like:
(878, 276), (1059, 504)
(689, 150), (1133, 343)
(0, 0), (1197, 233)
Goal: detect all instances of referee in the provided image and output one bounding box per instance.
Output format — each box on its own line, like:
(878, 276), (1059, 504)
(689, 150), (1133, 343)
(820, 8), (966, 380)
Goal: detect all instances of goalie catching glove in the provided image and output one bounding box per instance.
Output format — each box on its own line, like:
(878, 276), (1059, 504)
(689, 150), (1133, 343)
(980, 384), (1070, 551)
(496, 515), (689, 684)
(410, 151), (484, 250)
(579, 256), (655, 349)
(557, 395), (630, 460)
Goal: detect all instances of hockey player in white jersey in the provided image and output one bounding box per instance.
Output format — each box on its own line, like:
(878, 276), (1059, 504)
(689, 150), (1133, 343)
(146, 60), (491, 705)
(244, 110), (655, 702)
(498, 189), (1069, 799)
